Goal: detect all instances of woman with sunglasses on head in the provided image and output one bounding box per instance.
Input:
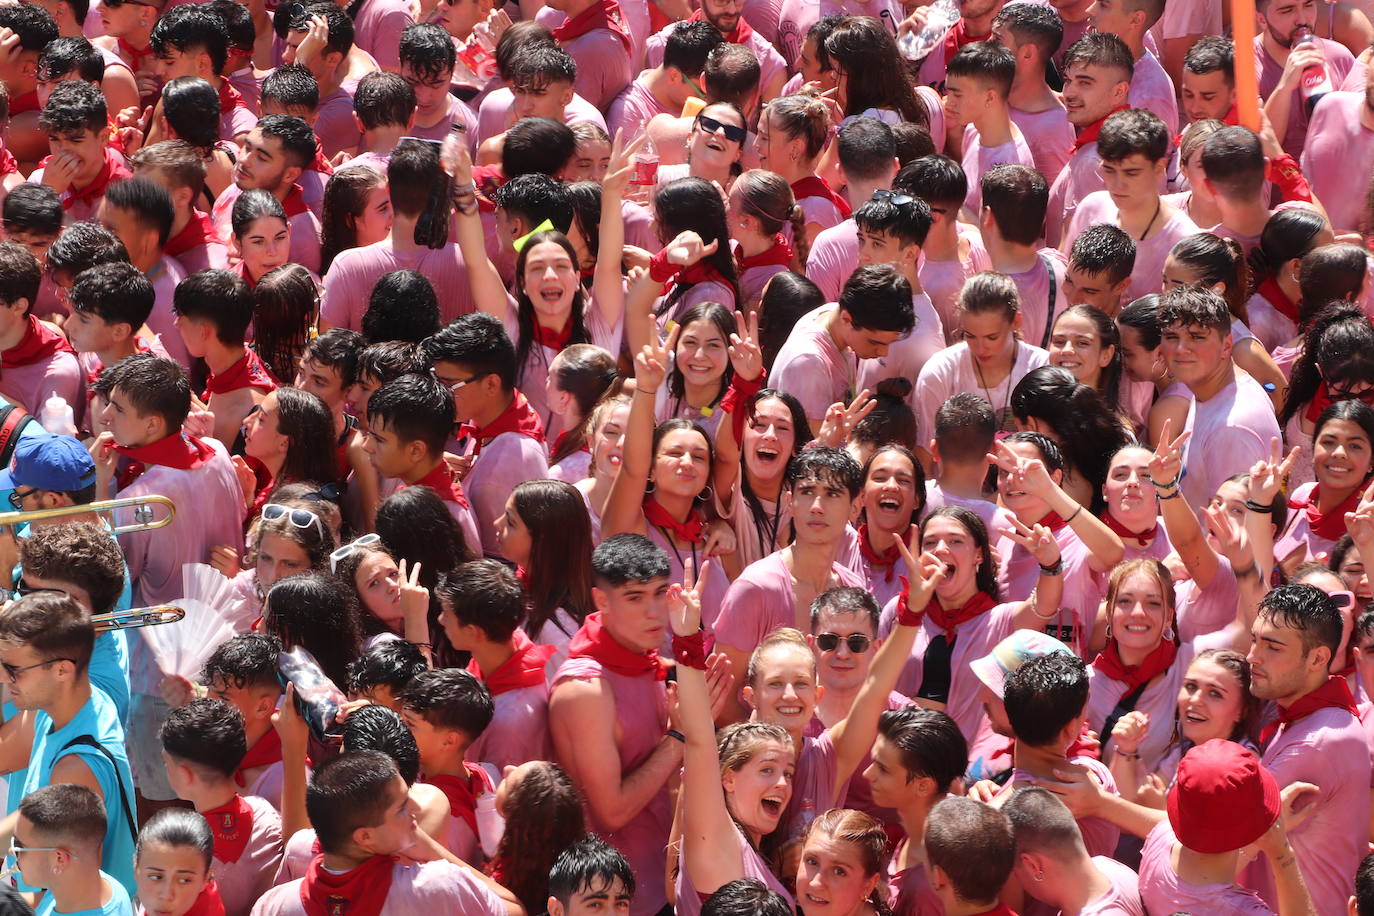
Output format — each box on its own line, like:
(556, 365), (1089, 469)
(215, 492), (340, 629)
(330, 533), (435, 658)
(238, 387), (339, 517)
(657, 103), (749, 192)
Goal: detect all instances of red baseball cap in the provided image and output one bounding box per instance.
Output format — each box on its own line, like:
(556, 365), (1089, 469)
(1167, 739), (1280, 854)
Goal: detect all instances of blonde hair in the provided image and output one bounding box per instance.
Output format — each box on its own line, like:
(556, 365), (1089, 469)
(746, 627), (815, 686)
(1104, 557), (1177, 640)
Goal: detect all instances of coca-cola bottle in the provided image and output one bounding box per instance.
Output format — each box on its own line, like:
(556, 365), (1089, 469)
(1293, 27), (1334, 115)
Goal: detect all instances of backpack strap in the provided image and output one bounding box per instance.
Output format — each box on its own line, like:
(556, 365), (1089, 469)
(58, 734), (136, 842)
(0, 404), (35, 470)
(1038, 252), (1058, 351)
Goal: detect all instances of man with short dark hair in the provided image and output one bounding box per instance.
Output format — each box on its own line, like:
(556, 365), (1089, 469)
(924, 796), (1016, 916)
(1087, 0), (1177, 132)
(643, 0), (787, 102)
(150, 5), (255, 144)
(1180, 35), (1237, 125)
(1256, 0), (1355, 156)
(31, 79), (129, 224)
(994, 3), (1074, 181)
(0, 241), (82, 418)
(608, 20), (722, 143)
(15, 783), (131, 916)
(398, 23), (477, 143)
(535, 0), (632, 110)
(547, 835), (636, 916)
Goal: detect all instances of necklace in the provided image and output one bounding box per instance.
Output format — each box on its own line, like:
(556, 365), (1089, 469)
(1134, 198), (1163, 242)
(971, 342), (1016, 424)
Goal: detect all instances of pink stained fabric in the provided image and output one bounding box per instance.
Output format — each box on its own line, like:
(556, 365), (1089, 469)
(249, 859), (509, 916)
(549, 448), (592, 484)
(552, 654), (674, 916)
(923, 481), (1017, 542)
(167, 232), (231, 276)
(1140, 821), (1275, 916)
(1060, 191), (1198, 303)
(653, 383), (726, 442)
(1301, 91), (1374, 234)
(607, 77), (674, 145)
(913, 339), (1049, 444)
(1010, 102), (1077, 184)
(856, 537), (911, 613)
(1005, 755), (1122, 857)
(673, 825), (794, 916)
(463, 431), (549, 558)
(1080, 856), (1146, 916)
(1054, 15), (1094, 72)
(805, 219), (859, 304)
(1046, 143), (1107, 249)
(1128, 50), (1179, 135)
(533, 13), (631, 111)
(961, 123), (1037, 215)
(270, 827), (315, 886)
(797, 193), (846, 237)
(1243, 287), (1299, 354)
(220, 99), (257, 145)
(226, 67), (262, 116)
(888, 851), (942, 916)
(643, 523), (730, 638)
(529, 609), (581, 677)
(1178, 374), (1281, 512)
(738, 261), (791, 315)
(655, 279), (738, 331)
(714, 551), (867, 655)
(996, 524), (1102, 653)
(1149, 0), (1221, 43)
(213, 794), (283, 916)
(0, 343), (83, 421)
(25, 162), (125, 225)
(770, 304), (858, 421)
(465, 679), (552, 773)
(804, 690), (914, 821)
(147, 256), (192, 368)
(773, 0), (903, 68)
(786, 730), (847, 837)
(320, 241), (476, 332)
(474, 88), (607, 146)
(245, 760), (285, 814)
(336, 150), (391, 174)
(314, 84), (363, 159)
(350, 0), (414, 72)
(713, 476), (790, 573)
(1273, 481), (1341, 569)
(1256, 34), (1356, 156)
(1007, 249), (1068, 351)
(857, 292), (946, 409)
(920, 223), (993, 339)
(407, 93), (480, 144)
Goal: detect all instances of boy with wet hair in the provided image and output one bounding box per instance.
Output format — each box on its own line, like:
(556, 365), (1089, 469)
(34, 80), (129, 223)
(0, 241), (83, 417)
(1063, 223), (1136, 313)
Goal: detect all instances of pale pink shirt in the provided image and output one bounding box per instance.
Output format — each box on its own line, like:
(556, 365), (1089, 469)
(1140, 821), (1274, 916)
(221, 99), (258, 145)
(1081, 856), (1146, 916)
(504, 297), (622, 439)
(654, 279), (737, 330)
(961, 123), (1037, 215)
(474, 88), (607, 146)
(738, 262), (790, 315)
(714, 476), (789, 572)
(214, 794), (283, 916)
(320, 241), (475, 331)
(797, 194), (845, 239)
(914, 339), (1049, 444)
(146, 256), (191, 368)
(314, 84), (362, 159)
(1178, 374), (1281, 511)
(210, 184), (322, 274)
(246, 761), (285, 813)
(674, 826), (793, 916)
(1005, 756), (1121, 857)
(786, 731), (846, 836)
(1272, 481), (1340, 568)
(549, 448), (592, 483)
(408, 94), (480, 144)
(997, 524), (1102, 652)
(1257, 34), (1356, 156)
(1149, 0), (1221, 45)
(1006, 249), (1068, 351)
(167, 235), (231, 276)
(552, 654), (673, 916)
(1301, 91), (1374, 234)
(463, 430), (549, 558)
(857, 291), (945, 408)
(805, 219), (859, 304)
(645, 25), (788, 107)
(227, 68), (262, 115)
(644, 524), (731, 637)
(923, 480), (1016, 540)
(249, 860), (508, 916)
(607, 77), (673, 144)
(1010, 102), (1076, 183)
(773, 0), (902, 67)
(714, 551), (866, 655)
(1061, 191), (1198, 303)
(1128, 50), (1179, 135)
(466, 680), (550, 772)
(350, 0), (413, 72)
(1047, 143), (1106, 248)
(920, 223), (992, 339)
(530, 14), (631, 111)
(1245, 288), (1299, 356)
(337, 151), (390, 173)
(0, 347), (83, 420)
(270, 828), (314, 885)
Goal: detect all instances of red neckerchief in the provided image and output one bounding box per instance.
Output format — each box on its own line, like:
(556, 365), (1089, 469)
(664, 259), (732, 296)
(311, 140), (335, 176)
(467, 629), (554, 695)
(686, 5), (754, 43)
(7, 91), (37, 115)
(1091, 639), (1178, 693)
(2, 315), (74, 369)
(925, 591), (996, 641)
(551, 429), (591, 456)
(426, 765), (488, 837)
(530, 314), (574, 351)
(1037, 510), (1068, 533)
(1101, 509), (1157, 545)
(1304, 381), (1374, 422)
(790, 176), (851, 219)
(568, 611), (667, 680)
(300, 854), (396, 916)
(282, 184), (309, 218)
(552, 0), (632, 52)
(735, 234), (793, 272)
(0, 147), (17, 176)
(943, 19), (990, 67)
(202, 348), (278, 400)
(245, 453), (275, 515)
(51, 146), (132, 212)
(473, 164), (505, 213)
(117, 37), (157, 72)
(458, 391), (547, 455)
(857, 523), (901, 583)
(405, 461), (470, 509)
(1289, 485), (1360, 542)
(642, 496), (705, 543)
(233, 728), (283, 787)
(165, 209), (221, 259)
(204, 794), (254, 864)
(1260, 674), (1359, 745)
(218, 80), (247, 116)
(1072, 105), (1130, 152)
(186, 881), (227, 916)
(231, 259), (258, 290)
(1258, 276), (1300, 324)
(114, 431), (217, 488)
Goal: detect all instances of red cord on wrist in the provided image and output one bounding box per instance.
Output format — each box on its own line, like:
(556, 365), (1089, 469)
(672, 629), (714, 670)
(721, 368), (767, 442)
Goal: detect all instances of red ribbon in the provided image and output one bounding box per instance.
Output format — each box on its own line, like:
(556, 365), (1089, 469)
(1288, 485), (1360, 542)
(551, 0), (632, 51)
(1038, 511), (1069, 533)
(2, 315), (74, 368)
(404, 461), (470, 509)
(203, 794), (254, 864)
(233, 728), (283, 788)
(458, 391), (547, 456)
(857, 523), (901, 583)
(643, 496), (705, 544)
(300, 854), (395, 916)
(282, 184), (309, 219)
(1071, 105), (1130, 153)
(165, 209), (223, 260)
(0, 147), (17, 177)
(202, 348), (278, 400)
(1260, 674), (1359, 745)
(790, 176), (851, 219)
(672, 629), (713, 670)
(1100, 509), (1157, 545)
(118, 37), (158, 73)
(719, 367), (765, 444)
(1090, 639), (1178, 693)
(735, 235), (794, 272)
(568, 612), (667, 680)
(466, 629), (553, 695)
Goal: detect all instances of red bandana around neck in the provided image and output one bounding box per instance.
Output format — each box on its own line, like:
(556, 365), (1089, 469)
(117, 37), (157, 72)
(55, 146), (131, 211)
(552, 0), (632, 51)
(233, 728), (283, 787)
(1260, 674), (1359, 745)
(857, 523), (901, 583)
(1304, 381), (1374, 423)
(2, 315), (74, 369)
(1038, 510), (1069, 533)
(642, 496), (705, 544)
(299, 854), (396, 916)
(1288, 485), (1360, 542)
(686, 5), (754, 43)
(113, 431), (217, 489)
(218, 80), (247, 116)
(1258, 276), (1299, 324)
(530, 314), (574, 351)
(790, 176), (852, 219)
(311, 141), (335, 176)
(1072, 105), (1130, 152)
(204, 794), (255, 864)
(202, 348), (278, 400)
(282, 184), (309, 219)
(735, 234), (794, 272)
(426, 764), (489, 837)
(568, 612), (667, 680)
(1101, 509), (1157, 544)
(458, 391), (547, 455)
(186, 881), (227, 916)
(406, 461), (470, 508)
(942, 19), (990, 67)
(165, 210), (222, 259)
(551, 429), (591, 458)
(1091, 639), (1178, 693)
(925, 591), (996, 641)
(467, 629), (554, 695)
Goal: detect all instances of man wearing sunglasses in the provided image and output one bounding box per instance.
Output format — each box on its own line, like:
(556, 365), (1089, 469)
(12, 784), (132, 916)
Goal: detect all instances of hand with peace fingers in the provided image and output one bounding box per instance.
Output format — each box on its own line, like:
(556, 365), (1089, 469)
(668, 557), (710, 636)
(890, 531), (948, 618)
(727, 309), (763, 382)
(1147, 418), (1190, 490)
(988, 439), (1056, 498)
(398, 559), (429, 628)
(816, 389), (876, 449)
(663, 231), (718, 268)
(1247, 436), (1299, 506)
(1005, 515), (1060, 568)
(1346, 479), (1374, 544)
(602, 129), (646, 200)
(1203, 502), (1250, 566)
(634, 323), (678, 394)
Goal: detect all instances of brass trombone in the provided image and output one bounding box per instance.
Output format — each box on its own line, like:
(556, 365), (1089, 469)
(92, 605), (185, 632)
(0, 495), (175, 535)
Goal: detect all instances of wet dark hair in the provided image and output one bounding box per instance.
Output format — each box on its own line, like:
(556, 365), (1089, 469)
(877, 707), (967, 792)
(363, 270), (440, 344)
(1281, 303), (1374, 427)
(1003, 652), (1089, 747)
(548, 835), (635, 907)
(653, 177), (740, 316)
(346, 639), (428, 704)
(252, 264), (316, 380)
(591, 533), (671, 587)
(264, 571), (363, 688)
(341, 702), (420, 785)
(1257, 583), (1343, 661)
(1298, 244), (1368, 324)
(161, 77), (222, 150)
(758, 272), (824, 372)
(788, 445), (863, 499)
(1249, 207), (1328, 292)
(825, 17), (926, 126)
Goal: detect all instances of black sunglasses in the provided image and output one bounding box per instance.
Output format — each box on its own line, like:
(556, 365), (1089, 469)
(815, 633), (872, 653)
(696, 114), (747, 144)
(871, 189), (915, 207)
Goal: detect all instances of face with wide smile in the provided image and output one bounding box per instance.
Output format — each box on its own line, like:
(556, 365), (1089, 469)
(920, 514), (981, 601)
(1049, 311), (1114, 386)
(742, 397), (796, 481)
(520, 240), (578, 320)
(862, 449), (918, 534)
(1109, 569), (1172, 656)
(1176, 655), (1246, 745)
(722, 740), (795, 837)
(688, 104), (746, 175)
(1313, 417), (1373, 494)
(675, 318), (729, 389)
(746, 643), (821, 733)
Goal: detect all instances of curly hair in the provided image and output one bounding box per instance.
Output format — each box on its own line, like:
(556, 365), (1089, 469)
(488, 761), (586, 914)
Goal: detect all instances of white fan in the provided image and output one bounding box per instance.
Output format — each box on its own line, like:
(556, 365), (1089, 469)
(180, 563), (255, 632)
(138, 598), (237, 680)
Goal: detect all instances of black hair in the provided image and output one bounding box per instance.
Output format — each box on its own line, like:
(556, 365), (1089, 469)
(702, 880), (793, 916)
(877, 707), (968, 792)
(307, 751), (401, 854)
(1249, 207), (1328, 290)
(853, 196), (933, 249)
(591, 533), (671, 587)
(69, 261), (155, 334)
(257, 113), (317, 172)
(1357, 851), (1374, 916)
(1097, 107), (1169, 163)
(662, 19), (724, 74)
(788, 445), (863, 499)
(102, 353), (191, 431)
(46, 222), (128, 280)
(346, 639), (429, 704)
(172, 268), (254, 345)
(151, 5), (230, 75)
(1184, 35), (1235, 83)
(264, 572), (363, 689)
(352, 72), (415, 130)
(38, 78), (105, 137)
(652, 177), (740, 315)
(136, 808), (214, 871)
(302, 327), (365, 388)
(159, 698), (247, 778)
(436, 559), (525, 643)
(1257, 583), (1343, 662)
(386, 139), (452, 249)
(492, 172), (574, 233)
(809, 585), (880, 633)
(205, 0), (256, 56)
(1117, 294), (1162, 350)
(1282, 303), (1374, 427)
(981, 164), (1048, 245)
(161, 77), (222, 149)
(894, 154), (967, 210)
(362, 271), (439, 344)
(508, 41), (577, 91)
(1061, 31), (1134, 82)
(341, 702), (421, 785)
(836, 115), (898, 181)
(292, 1), (353, 55)
(357, 340), (428, 385)
(1068, 223), (1136, 287)
(1003, 652), (1090, 747)
(935, 392), (997, 463)
(252, 265), (317, 380)
(398, 21), (456, 84)
(399, 667), (494, 738)
(3, 184), (63, 237)
(838, 264), (915, 333)
(993, 2), (1063, 61)
(422, 313), (518, 391)
(758, 272), (824, 372)
(37, 36), (104, 84)
(946, 41), (1015, 97)
(104, 177), (175, 247)
(366, 372), (457, 457)
(0, 242), (40, 312)
(502, 116), (577, 179)
(260, 63), (319, 112)
(1201, 126), (1266, 200)
(0, 4), (56, 52)
(548, 835), (636, 906)
(200, 632), (284, 692)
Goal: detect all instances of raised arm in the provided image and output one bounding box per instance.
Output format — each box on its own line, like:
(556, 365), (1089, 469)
(711, 311), (766, 504)
(1151, 420), (1220, 588)
(592, 132), (643, 329)
(442, 135), (510, 318)
(602, 330), (677, 539)
(1245, 437), (1301, 584)
(1000, 516), (1066, 631)
(626, 231), (720, 358)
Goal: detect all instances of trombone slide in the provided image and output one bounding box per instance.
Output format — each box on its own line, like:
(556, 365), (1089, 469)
(0, 495), (176, 535)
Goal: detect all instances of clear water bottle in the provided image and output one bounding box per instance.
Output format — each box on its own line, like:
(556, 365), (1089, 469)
(898, 0), (961, 62)
(1293, 27), (1334, 114)
(39, 395), (76, 437)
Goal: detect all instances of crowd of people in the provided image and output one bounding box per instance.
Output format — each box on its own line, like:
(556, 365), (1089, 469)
(0, 0), (1371, 913)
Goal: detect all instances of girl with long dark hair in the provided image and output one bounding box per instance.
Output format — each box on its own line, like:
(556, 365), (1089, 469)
(545, 344), (622, 482)
(1244, 207), (1333, 352)
(651, 177), (742, 324)
(251, 265), (317, 382)
(240, 387), (340, 514)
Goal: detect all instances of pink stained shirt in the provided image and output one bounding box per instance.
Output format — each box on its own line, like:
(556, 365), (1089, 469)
(227, 67), (262, 115)
(643, 524), (731, 637)
(350, 0), (414, 72)
(888, 853), (941, 916)
(210, 184), (322, 274)
(738, 261), (790, 315)
(1128, 50), (1180, 135)
(1047, 143), (1107, 249)
(1140, 820), (1275, 916)
(1273, 481), (1341, 568)
(714, 551), (867, 655)
(857, 291), (946, 408)
(145, 256), (192, 369)
(249, 859), (508, 916)
(502, 297), (622, 440)
(713, 475), (790, 573)
(1257, 34), (1356, 156)
(1081, 856), (1146, 916)
(1244, 288), (1299, 354)
(1054, 15), (1094, 72)
(607, 77), (674, 145)
(913, 339), (1049, 444)
(213, 794), (283, 916)
(1005, 755), (1121, 857)
(474, 88), (607, 146)
(549, 448), (591, 484)
(533, 17), (631, 111)
(961, 123), (1037, 215)
(220, 99), (258, 146)
(674, 826), (794, 916)
(463, 429), (549, 558)
(314, 83), (362, 159)
(166, 235), (231, 277)
(997, 523), (1102, 652)
(921, 223), (993, 339)
(465, 678), (551, 773)
(552, 654), (674, 916)
(771, 304), (858, 422)
(1060, 191), (1199, 303)
(1010, 102), (1077, 184)
(1178, 373), (1281, 511)
(1149, 0), (1220, 44)
(245, 760), (285, 813)
(408, 94), (480, 144)
(774, 0), (902, 68)
(654, 279), (738, 330)
(923, 480), (1016, 541)
(645, 25), (788, 106)
(0, 346), (83, 421)
(786, 730), (848, 837)
(1301, 90), (1374, 234)
(320, 241), (475, 331)
(805, 219), (859, 304)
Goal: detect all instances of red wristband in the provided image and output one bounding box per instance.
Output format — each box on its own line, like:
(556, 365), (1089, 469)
(672, 629), (714, 670)
(649, 248), (683, 284)
(895, 576), (924, 628)
(721, 367), (766, 442)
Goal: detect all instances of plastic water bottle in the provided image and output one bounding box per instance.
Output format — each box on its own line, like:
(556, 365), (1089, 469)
(632, 136), (659, 186)
(1293, 27), (1334, 115)
(39, 395), (76, 437)
(476, 788), (505, 858)
(898, 0), (961, 62)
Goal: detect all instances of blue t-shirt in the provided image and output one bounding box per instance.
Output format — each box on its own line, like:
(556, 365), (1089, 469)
(34, 871), (132, 916)
(21, 692), (136, 898)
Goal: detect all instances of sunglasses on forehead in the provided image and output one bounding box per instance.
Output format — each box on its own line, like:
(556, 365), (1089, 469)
(696, 114), (747, 145)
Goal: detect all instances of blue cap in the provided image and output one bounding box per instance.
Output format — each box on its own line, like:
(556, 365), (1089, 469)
(0, 434), (97, 493)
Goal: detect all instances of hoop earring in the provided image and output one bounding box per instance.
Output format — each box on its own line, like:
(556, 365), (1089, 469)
(645, 480), (656, 495)
(696, 485), (714, 503)
(1163, 623), (1175, 642)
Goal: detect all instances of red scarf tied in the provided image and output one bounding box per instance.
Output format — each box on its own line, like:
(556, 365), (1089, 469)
(426, 764), (489, 837)
(405, 461), (470, 509)
(1091, 639), (1178, 693)
(3, 315), (74, 369)
(218, 80), (247, 116)
(45, 146), (131, 212)
(466, 629), (554, 695)
(857, 523), (901, 583)
(1072, 105), (1130, 153)
(1038, 511), (1069, 533)
(686, 5), (754, 43)
(300, 854), (396, 916)
(1260, 674), (1359, 745)
(7, 91), (37, 115)
(114, 431), (218, 489)
(186, 881), (227, 916)
(202, 348), (278, 400)
(203, 794), (254, 864)
(735, 235), (794, 272)
(552, 0), (632, 51)
(117, 37), (157, 73)
(282, 184), (309, 219)
(165, 210), (222, 260)
(530, 314), (574, 351)
(233, 728), (283, 788)
(1305, 380), (1374, 423)
(458, 391), (546, 456)
(1288, 485), (1360, 542)
(311, 140), (335, 176)
(790, 176), (851, 219)
(568, 612), (667, 680)
(1258, 276), (1299, 324)
(925, 591), (996, 641)
(643, 496), (705, 544)
(1101, 509), (1158, 545)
